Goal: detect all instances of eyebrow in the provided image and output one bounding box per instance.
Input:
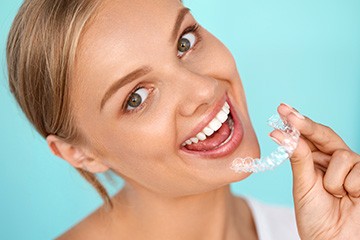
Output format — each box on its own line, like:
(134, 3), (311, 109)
(100, 66), (152, 111)
(170, 7), (191, 43)
(100, 7), (191, 111)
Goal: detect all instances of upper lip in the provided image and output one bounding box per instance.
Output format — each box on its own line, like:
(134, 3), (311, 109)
(181, 94), (227, 146)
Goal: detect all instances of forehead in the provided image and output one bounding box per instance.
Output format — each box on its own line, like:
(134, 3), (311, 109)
(77, 0), (183, 71)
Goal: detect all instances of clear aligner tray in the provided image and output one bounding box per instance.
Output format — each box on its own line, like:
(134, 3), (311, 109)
(230, 114), (300, 173)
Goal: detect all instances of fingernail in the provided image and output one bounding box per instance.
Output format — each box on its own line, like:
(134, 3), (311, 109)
(281, 102), (293, 110)
(269, 134), (281, 145)
(334, 194), (344, 198)
(281, 102), (305, 120)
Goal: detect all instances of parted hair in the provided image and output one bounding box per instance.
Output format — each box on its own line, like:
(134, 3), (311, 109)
(7, 0), (113, 209)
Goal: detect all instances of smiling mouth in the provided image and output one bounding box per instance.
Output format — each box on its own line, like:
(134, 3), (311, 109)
(181, 101), (235, 151)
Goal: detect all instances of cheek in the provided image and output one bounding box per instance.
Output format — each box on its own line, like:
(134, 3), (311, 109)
(91, 114), (192, 194)
(96, 112), (176, 165)
(193, 30), (239, 81)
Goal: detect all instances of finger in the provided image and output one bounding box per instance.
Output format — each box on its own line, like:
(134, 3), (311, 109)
(278, 105), (318, 152)
(344, 155), (360, 198)
(270, 129), (317, 197)
(278, 103), (350, 155)
(270, 124), (330, 175)
(301, 136), (318, 152)
(323, 149), (355, 198)
(277, 102), (305, 123)
(312, 151), (331, 169)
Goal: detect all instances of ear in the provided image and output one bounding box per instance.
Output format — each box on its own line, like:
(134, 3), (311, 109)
(46, 135), (109, 173)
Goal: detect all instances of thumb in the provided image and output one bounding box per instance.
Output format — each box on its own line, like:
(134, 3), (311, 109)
(290, 137), (317, 198)
(270, 130), (317, 198)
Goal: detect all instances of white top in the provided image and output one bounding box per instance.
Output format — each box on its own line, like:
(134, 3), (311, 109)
(244, 197), (301, 240)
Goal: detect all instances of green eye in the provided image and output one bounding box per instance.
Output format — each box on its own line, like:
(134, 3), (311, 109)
(127, 88), (149, 110)
(178, 38), (191, 52)
(177, 32), (196, 57)
(128, 93), (142, 108)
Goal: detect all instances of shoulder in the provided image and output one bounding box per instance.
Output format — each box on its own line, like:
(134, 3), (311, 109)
(55, 206), (113, 240)
(243, 197), (300, 240)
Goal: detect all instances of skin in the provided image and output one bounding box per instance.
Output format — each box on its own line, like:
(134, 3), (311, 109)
(46, 0), (360, 239)
(272, 104), (360, 239)
(49, 0), (259, 239)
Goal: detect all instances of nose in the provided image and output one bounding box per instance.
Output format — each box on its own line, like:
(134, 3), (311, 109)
(175, 70), (218, 117)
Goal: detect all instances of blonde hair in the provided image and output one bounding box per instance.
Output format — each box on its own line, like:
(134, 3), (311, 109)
(7, 0), (113, 209)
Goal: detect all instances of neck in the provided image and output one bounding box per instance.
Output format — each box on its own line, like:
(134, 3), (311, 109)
(109, 183), (256, 240)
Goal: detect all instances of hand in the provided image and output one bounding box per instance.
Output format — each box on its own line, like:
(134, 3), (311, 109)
(270, 103), (360, 240)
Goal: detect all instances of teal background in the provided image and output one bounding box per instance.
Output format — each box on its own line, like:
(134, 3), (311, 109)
(0, 0), (359, 239)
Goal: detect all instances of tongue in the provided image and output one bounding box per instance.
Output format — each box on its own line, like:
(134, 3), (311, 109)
(185, 121), (231, 151)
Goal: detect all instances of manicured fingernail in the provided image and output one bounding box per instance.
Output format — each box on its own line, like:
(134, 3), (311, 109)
(281, 102), (293, 110)
(269, 134), (281, 145)
(281, 102), (305, 120)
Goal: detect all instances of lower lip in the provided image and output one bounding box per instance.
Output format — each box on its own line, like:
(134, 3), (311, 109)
(180, 99), (244, 159)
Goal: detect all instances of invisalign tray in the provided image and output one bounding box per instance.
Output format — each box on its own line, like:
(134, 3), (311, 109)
(230, 114), (300, 173)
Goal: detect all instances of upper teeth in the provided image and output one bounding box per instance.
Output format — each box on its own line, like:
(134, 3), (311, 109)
(182, 101), (230, 146)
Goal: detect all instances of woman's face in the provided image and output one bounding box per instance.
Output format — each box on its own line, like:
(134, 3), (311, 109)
(72, 0), (260, 197)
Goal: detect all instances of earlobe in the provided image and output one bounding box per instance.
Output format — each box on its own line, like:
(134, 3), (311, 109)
(46, 134), (109, 173)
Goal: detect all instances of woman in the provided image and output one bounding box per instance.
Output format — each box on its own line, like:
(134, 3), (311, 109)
(6, 0), (360, 239)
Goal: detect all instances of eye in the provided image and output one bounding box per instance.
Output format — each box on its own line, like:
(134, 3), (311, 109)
(177, 32), (196, 57)
(126, 87), (149, 110)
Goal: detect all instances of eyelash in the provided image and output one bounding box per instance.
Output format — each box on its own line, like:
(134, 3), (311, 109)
(122, 85), (154, 114)
(123, 23), (202, 114)
(177, 23), (202, 58)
